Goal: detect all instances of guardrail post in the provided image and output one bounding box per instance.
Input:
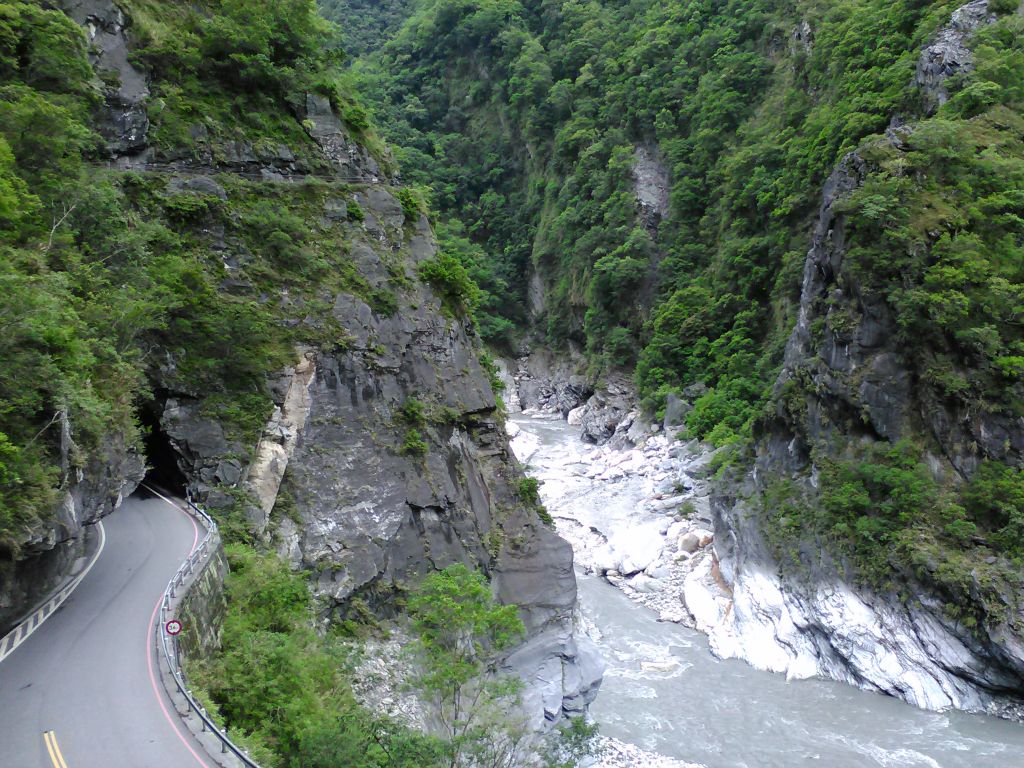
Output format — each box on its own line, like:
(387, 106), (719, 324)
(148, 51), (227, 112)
(155, 495), (259, 767)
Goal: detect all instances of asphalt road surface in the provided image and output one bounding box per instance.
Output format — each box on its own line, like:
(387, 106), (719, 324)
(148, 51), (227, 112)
(0, 494), (215, 768)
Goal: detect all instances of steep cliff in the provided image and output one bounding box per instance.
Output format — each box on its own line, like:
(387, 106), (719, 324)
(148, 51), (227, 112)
(0, 427), (143, 631)
(0, 0), (598, 732)
(707, 0), (1024, 716)
(158, 179), (600, 725)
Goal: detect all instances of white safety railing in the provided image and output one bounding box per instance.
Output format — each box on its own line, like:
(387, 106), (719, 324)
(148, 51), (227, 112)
(155, 492), (261, 767)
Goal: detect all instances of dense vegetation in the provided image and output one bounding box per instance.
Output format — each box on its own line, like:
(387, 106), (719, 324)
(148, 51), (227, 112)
(124, 0), (382, 164)
(191, 555), (590, 767)
(318, 0), (413, 57)
(321, 0), (1024, 628)
(763, 447), (1024, 630)
(189, 546), (446, 767)
(0, 0), (411, 545)
(407, 564), (529, 768)
(754, 9), (1024, 614)
(329, 0), (1022, 448)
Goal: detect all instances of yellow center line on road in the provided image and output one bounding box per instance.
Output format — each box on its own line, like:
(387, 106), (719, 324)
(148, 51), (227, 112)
(43, 730), (69, 768)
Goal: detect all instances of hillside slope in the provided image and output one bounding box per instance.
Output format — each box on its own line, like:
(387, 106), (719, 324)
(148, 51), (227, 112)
(329, 0), (1024, 715)
(0, 1), (599, 761)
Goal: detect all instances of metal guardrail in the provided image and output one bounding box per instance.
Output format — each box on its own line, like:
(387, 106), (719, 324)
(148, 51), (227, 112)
(155, 493), (261, 768)
(0, 522), (106, 664)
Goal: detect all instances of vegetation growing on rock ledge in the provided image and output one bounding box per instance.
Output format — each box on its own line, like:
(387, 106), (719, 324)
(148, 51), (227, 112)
(188, 545), (446, 767)
(193, 554), (593, 767)
(332, 0), (1023, 449)
(0, 0), (413, 541)
(761, 447), (1024, 632)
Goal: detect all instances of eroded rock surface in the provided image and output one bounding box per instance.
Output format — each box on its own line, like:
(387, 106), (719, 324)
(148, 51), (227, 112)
(510, 349), (592, 415)
(155, 187), (598, 725)
(704, 0), (1024, 719)
(0, 422), (143, 631)
(59, 0), (150, 156)
(916, 0), (996, 113)
(303, 93), (386, 182)
(633, 144), (670, 235)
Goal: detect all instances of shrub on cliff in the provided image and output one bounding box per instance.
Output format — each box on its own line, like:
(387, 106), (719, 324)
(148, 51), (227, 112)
(408, 563), (527, 768)
(417, 250), (482, 319)
(190, 546), (447, 767)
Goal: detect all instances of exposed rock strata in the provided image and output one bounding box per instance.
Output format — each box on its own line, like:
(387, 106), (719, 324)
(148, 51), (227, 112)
(633, 144), (670, 236)
(706, 135), (1024, 713)
(915, 0), (996, 114)
(58, 0), (150, 156)
(241, 352), (316, 535)
(0, 423), (143, 631)
(509, 349), (592, 415)
(527, 401), (1024, 719)
(506, 354), (649, 448)
(705, 0), (1024, 718)
(302, 94), (386, 182)
(153, 173), (599, 728)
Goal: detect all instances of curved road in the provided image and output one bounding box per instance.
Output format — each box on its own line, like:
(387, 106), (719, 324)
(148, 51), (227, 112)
(0, 494), (214, 768)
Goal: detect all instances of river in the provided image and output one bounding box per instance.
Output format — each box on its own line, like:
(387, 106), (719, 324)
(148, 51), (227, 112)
(509, 413), (1024, 768)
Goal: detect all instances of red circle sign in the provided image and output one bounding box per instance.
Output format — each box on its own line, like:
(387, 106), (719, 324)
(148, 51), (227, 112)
(165, 619), (182, 636)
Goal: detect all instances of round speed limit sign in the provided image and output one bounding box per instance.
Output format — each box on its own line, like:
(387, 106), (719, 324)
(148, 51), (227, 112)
(165, 619), (183, 636)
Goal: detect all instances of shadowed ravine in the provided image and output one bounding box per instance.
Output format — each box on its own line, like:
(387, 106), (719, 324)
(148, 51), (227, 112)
(511, 414), (1024, 768)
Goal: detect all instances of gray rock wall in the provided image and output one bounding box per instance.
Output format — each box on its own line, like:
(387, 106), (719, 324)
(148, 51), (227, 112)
(915, 0), (996, 114)
(176, 543), (229, 660)
(58, 0), (150, 156)
(706, 0), (1024, 718)
(149, 164), (597, 728)
(0, 421), (144, 632)
(633, 144), (670, 237)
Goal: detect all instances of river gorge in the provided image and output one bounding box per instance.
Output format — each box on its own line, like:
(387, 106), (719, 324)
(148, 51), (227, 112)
(509, 413), (1024, 768)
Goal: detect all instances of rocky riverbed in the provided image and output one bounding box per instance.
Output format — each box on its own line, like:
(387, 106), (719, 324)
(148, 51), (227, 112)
(509, 410), (1024, 768)
(508, 412), (729, 636)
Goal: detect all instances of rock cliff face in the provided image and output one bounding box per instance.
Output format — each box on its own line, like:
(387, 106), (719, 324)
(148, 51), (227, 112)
(505, 352), (652, 449)
(509, 348), (592, 416)
(59, 0), (150, 157)
(704, 0), (1024, 718)
(0, 0), (600, 728)
(0, 425), (144, 631)
(915, 0), (996, 114)
(633, 144), (670, 237)
(158, 186), (600, 725)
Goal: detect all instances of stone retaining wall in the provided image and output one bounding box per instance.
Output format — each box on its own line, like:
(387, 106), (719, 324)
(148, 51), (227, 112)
(176, 541), (229, 660)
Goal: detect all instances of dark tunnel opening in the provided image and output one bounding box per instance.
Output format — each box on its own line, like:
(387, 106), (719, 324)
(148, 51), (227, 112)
(138, 395), (187, 498)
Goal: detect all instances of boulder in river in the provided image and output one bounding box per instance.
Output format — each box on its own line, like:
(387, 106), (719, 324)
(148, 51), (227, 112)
(678, 532), (701, 553)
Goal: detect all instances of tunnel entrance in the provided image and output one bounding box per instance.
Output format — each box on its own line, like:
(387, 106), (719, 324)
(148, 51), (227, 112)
(138, 396), (187, 498)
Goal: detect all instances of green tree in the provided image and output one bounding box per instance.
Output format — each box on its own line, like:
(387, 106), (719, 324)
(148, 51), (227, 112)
(408, 564), (527, 768)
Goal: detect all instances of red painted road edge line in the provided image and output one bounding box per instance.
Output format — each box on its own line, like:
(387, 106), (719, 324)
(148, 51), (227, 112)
(145, 491), (211, 768)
